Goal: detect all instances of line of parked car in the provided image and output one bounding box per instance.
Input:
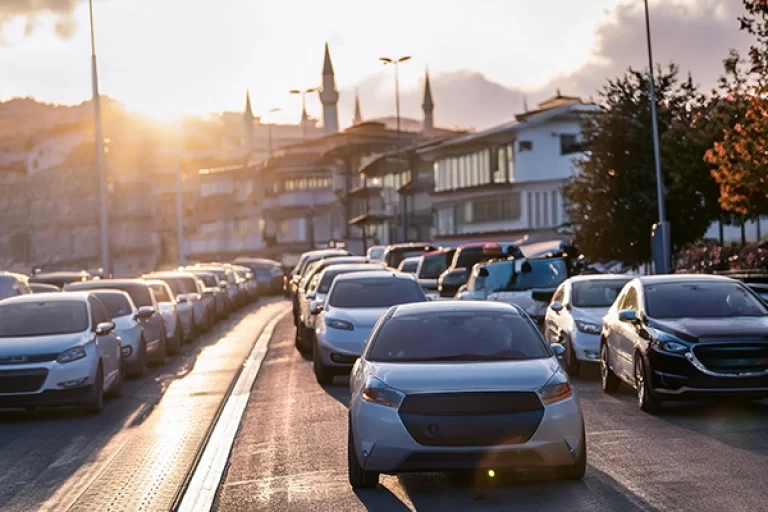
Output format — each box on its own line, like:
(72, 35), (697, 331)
(284, 241), (768, 489)
(0, 257), (285, 414)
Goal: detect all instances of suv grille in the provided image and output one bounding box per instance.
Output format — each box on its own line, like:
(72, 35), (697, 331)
(692, 343), (768, 374)
(0, 368), (49, 393)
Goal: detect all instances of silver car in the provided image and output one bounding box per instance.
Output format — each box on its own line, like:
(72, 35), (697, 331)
(87, 289), (151, 378)
(347, 301), (584, 488)
(312, 271), (427, 385)
(145, 280), (184, 353)
(143, 273), (197, 342)
(0, 271), (32, 300)
(0, 292), (124, 413)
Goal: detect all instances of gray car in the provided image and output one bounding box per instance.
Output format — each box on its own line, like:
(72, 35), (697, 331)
(65, 280), (168, 365)
(0, 272), (32, 301)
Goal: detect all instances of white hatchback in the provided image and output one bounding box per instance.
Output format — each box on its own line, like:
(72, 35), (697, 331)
(0, 292), (123, 413)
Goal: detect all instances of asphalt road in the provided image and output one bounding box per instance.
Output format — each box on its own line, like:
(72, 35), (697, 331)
(0, 297), (288, 512)
(215, 315), (768, 512)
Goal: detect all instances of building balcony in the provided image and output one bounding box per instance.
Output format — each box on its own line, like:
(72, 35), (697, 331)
(347, 184), (384, 199)
(185, 235), (265, 256)
(348, 209), (394, 226)
(262, 190), (336, 216)
(398, 176), (435, 195)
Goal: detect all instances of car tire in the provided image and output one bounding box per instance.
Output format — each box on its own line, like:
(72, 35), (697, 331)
(563, 337), (581, 378)
(107, 368), (124, 398)
(84, 365), (104, 414)
(558, 422), (587, 480)
(313, 342), (334, 385)
(634, 353), (662, 413)
(600, 342), (620, 393)
(347, 416), (379, 488)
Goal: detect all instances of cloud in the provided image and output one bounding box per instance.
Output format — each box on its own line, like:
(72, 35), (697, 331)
(340, 0), (752, 130)
(0, 0), (84, 43)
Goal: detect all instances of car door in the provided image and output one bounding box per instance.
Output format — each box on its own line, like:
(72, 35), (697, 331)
(89, 297), (120, 385)
(545, 283), (568, 343)
(614, 286), (640, 380)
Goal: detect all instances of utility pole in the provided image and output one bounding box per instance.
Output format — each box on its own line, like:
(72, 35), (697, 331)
(175, 128), (186, 266)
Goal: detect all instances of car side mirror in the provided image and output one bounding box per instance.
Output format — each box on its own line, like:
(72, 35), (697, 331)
(551, 342), (566, 357)
(550, 301), (564, 313)
(137, 306), (155, 319)
(310, 303), (324, 315)
(95, 321), (115, 335)
(618, 309), (638, 323)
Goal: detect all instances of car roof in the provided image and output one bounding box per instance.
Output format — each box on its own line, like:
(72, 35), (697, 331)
(147, 271), (196, 279)
(384, 243), (434, 251)
(635, 274), (737, 285)
(332, 270), (415, 283)
(143, 278), (172, 287)
(2, 291), (91, 304)
(400, 256), (421, 263)
(0, 271), (27, 281)
(391, 300), (523, 317)
(67, 279), (148, 287)
(568, 274), (634, 283)
(320, 263), (384, 273)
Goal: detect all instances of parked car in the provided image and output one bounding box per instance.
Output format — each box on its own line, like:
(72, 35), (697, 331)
(0, 292), (124, 413)
(144, 272), (203, 340)
(366, 245), (386, 262)
(64, 279), (168, 364)
(381, 243), (437, 269)
(396, 257), (420, 274)
(28, 270), (91, 289)
(347, 301), (584, 488)
(30, 283), (60, 294)
(186, 270), (228, 320)
(415, 248), (455, 299)
(0, 271), (32, 300)
(144, 279), (185, 350)
(287, 250), (352, 326)
(233, 257), (283, 295)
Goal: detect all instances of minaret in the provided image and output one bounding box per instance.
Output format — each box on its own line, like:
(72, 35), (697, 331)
(353, 89), (363, 125)
(319, 42), (340, 134)
(422, 69), (434, 137)
(243, 89), (254, 150)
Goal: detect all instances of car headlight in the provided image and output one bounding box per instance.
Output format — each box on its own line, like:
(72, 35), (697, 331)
(57, 346), (87, 364)
(575, 320), (601, 335)
(326, 318), (354, 331)
(537, 368), (573, 405)
(651, 331), (689, 354)
(362, 377), (405, 408)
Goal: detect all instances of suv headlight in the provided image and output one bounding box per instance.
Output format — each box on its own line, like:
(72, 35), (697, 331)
(362, 377), (405, 408)
(57, 346), (87, 364)
(575, 320), (601, 335)
(651, 331), (689, 354)
(326, 318), (354, 331)
(537, 368), (573, 405)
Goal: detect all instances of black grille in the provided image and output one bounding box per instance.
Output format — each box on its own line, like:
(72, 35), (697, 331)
(692, 343), (768, 374)
(0, 353), (58, 366)
(399, 392), (544, 447)
(0, 368), (49, 393)
(398, 449), (545, 471)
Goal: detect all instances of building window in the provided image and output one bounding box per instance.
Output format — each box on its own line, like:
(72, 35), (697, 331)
(519, 140), (533, 152)
(506, 143), (515, 182)
(560, 134), (582, 155)
(526, 192), (533, 228)
(551, 190), (559, 225)
(542, 193), (549, 226)
(437, 207), (455, 235)
(493, 147), (504, 183)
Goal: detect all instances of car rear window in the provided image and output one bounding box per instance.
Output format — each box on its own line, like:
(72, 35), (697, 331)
(92, 292), (133, 318)
(418, 253), (449, 279)
(398, 260), (418, 274)
(367, 311), (550, 362)
(0, 301), (89, 337)
(645, 281), (768, 319)
(329, 279), (426, 308)
(453, 247), (487, 269)
(317, 267), (381, 294)
(149, 284), (172, 303)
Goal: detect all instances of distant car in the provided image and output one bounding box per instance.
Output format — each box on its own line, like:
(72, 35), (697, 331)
(28, 271), (90, 289)
(415, 248), (455, 299)
(543, 275), (633, 376)
(382, 243), (437, 269)
(396, 257), (420, 274)
(0, 292), (124, 413)
(187, 270), (228, 320)
(312, 271), (427, 384)
(0, 271), (32, 300)
(30, 283), (60, 294)
(601, 275), (768, 413)
(366, 245), (386, 262)
(144, 272), (205, 340)
(144, 279), (184, 351)
(233, 258), (283, 295)
(347, 301), (584, 488)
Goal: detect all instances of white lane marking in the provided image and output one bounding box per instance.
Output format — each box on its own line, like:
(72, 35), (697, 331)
(178, 306), (290, 512)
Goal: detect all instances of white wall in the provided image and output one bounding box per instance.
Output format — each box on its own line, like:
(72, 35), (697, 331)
(514, 120), (582, 183)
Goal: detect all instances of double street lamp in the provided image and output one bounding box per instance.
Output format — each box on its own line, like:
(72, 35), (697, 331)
(289, 88), (317, 140)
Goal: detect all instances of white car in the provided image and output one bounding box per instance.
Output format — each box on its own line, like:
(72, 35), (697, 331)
(396, 256), (420, 274)
(0, 292), (124, 413)
(347, 301), (585, 488)
(543, 275), (632, 377)
(144, 273), (197, 342)
(312, 271), (427, 384)
(145, 280), (184, 352)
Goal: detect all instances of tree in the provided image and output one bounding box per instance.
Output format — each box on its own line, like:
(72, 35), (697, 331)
(564, 65), (721, 267)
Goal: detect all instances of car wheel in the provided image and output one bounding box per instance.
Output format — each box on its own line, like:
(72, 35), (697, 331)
(634, 353), (661, 413)
(563, 337), (581, 378)
(313, 342), (334, 385)
(84, 365), (104, 414)
(347, 416), (379, 488)
(107, 368), (124, 398)
(558, 422), (587, 480)
(600, 342), (620, 393)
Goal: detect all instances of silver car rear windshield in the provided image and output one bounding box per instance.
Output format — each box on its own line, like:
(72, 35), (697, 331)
(92, 292), (133, 318)
(0, 301), (88, 337)
(367, 311), (550, 363)
(329, 279), (425, 308)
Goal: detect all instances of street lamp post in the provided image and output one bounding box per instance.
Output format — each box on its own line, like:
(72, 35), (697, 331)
(89, 0), (110, 275)
(644, 0), (670, 273)
(175, 127), (186, 267)
(289, 88), (317, 140)
(265, 107), (281, 156)
(380, 55), (412, 242)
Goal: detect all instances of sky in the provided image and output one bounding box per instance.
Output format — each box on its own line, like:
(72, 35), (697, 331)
(0, 0), (755, 129)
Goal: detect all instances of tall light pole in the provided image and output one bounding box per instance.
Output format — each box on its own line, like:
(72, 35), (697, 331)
(265, 107), (281, 156)
(380, 55), (412, 242)
(89, 0), (110, 275)
(175, 126), (186, 267)
(644, 0), (669, 273)
(289, 88), (317, 140)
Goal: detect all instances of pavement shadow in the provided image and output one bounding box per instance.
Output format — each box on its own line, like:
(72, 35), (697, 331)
(353, 487), (413, 511)
(322, 380), (352, 408)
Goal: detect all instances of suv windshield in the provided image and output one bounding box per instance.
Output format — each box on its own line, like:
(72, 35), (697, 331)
(482, 259), (568, 293)
(572, 280), (630, 308)
(645, 281), (768, 319)
(92, 292), (133, 317)
(419, 253), (450, 279)
(454, 247), (488, 269)
(329, 279), (426, 308)
(0, 301), (88, 337)
(367, 311), (551, 362)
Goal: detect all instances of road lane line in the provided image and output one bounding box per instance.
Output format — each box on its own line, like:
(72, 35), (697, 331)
(177, 306), (290, 512)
